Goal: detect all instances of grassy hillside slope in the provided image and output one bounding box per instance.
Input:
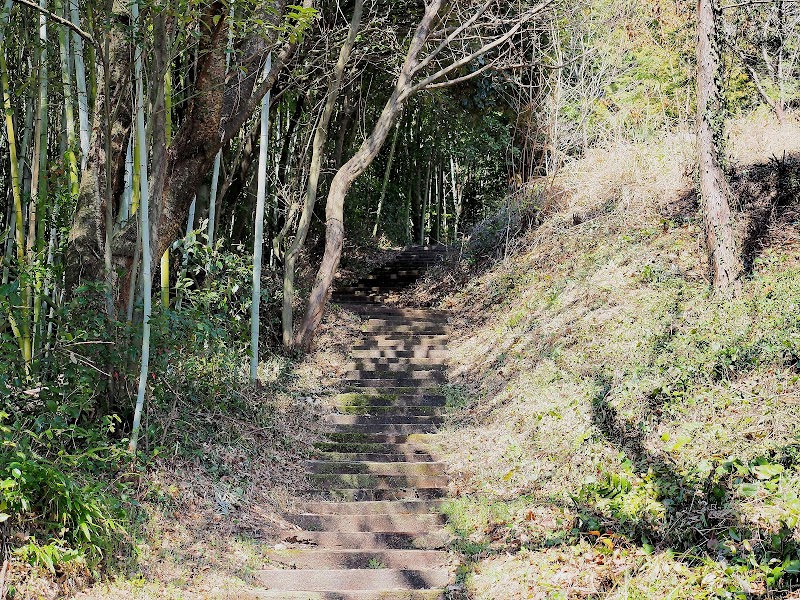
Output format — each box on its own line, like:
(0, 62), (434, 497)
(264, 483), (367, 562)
(426, 112), (800, 599)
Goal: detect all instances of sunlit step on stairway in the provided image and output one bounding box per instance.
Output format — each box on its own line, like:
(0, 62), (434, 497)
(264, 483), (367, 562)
(307, 487), (448, 501)
(254, 568), (451, 592)
(309, 473), (449, 489)
(324, 414), (444, 426)
(250, 590), (446, 600)
(267, 548), (451, 570)
(278, 529), (451, 550)
(293, 500), (446, 515)
(286, 512), (445, 532)
(313, 452), (439, 463)
(327, 421), (439, 434)
(305, 460), (446, 476)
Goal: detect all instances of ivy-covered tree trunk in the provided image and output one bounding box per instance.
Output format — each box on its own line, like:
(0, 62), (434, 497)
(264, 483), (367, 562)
(697, 0), (742, 294)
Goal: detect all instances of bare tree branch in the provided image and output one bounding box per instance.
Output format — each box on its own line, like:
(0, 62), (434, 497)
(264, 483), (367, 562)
(10, 0), (96, 47)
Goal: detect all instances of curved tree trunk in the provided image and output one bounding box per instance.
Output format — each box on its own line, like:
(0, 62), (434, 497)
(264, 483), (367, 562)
(282, 0), (363, 349)
(295, 1), (444, 351)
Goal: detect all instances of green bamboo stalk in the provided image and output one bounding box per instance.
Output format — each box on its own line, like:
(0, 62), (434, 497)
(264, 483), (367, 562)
(130, 0), (151, 453)
(68, 0), (89, 167)
(29, 0), (49, 359)
(160, 69), (171, 308)
(250, 54), (271, 382)
(56, 0), (79, 197)
(0, 0), (31, 368)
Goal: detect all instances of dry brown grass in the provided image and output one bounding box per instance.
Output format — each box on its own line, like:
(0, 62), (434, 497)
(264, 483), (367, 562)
(431, 112), (800, 598)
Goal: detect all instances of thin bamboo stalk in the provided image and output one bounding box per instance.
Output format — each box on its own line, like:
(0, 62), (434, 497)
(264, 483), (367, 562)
(130, 0), (151, 453)
(250, 54), (271, 382)
(0, 0), (31, 365)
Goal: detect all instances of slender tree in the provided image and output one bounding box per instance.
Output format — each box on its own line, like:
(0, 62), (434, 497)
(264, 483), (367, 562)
(697, 0), (742, 294)
(130, 0), (151, 453)
(281, 0), (363, 349)
(250, 54), (272, 382)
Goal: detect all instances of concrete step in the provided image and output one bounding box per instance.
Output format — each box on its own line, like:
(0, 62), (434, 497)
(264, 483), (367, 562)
(313, 452), (438, 463)
(329, 405), (443, 417)
(326, 414), (443, 426)
(293, 500), (445, 515)
(343, 308), (449, 318)
(345, 370), (446, 382)
(361, 328), (450, 337)
(286, 512), (445, 532)
(248, 590), (445, 600)
(351, 345), (448, 354)
(359, 334), (449, 342)
(341, 286), (414, 293)
(255, 569), (450, 592)
(345, 380), (442, 391)
(309, 473), (449, 490)
(279, 530), (450, 550)
(310, 487), (448, 501)
(344, 359), (448, 369)
(305, 461), (446, 476)
(325, 414), (443, 426)
(326, 423), (439, 435)
(331, 393), (446, 407)
(313, 442), (440, 457)
(267, 548), (450, 570)
(345, 388), (447, 399)
(350, 349), (449, 359)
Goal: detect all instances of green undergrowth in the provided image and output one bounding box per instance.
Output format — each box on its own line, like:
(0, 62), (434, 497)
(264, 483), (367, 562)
(437, 122), (800, 598)
(0, 245), (312, 597)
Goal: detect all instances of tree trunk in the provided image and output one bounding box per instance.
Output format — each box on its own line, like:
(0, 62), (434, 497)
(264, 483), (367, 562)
(283, 0), (363, 349)
(295, 0), (444, 351)
(697, 0), (742, 294)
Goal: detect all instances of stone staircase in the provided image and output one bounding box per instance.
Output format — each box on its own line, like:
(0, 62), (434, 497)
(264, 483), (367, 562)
(256, 246), (453, 599)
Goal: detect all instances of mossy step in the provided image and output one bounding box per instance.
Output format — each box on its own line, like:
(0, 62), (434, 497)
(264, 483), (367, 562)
(305, 460), (446, 476)
(312, 452), (438, 463)
(325, 414), (443, 426)
(326, 423), (439, 435)
(345, 371), (447, 381)
(329, 405), (443, 417)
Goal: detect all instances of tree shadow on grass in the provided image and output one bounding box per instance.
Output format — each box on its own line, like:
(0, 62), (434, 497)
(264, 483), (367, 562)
(585, 373), (800, 597)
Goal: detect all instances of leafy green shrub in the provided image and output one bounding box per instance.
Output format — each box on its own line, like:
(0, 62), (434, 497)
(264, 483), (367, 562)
(0, 411), (129, 573)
